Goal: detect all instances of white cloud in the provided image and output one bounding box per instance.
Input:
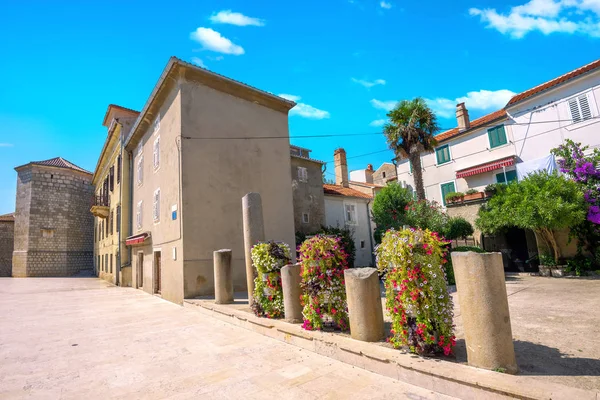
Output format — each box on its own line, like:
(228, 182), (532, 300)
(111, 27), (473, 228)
(278, 94), (330, 119)
(469, 0), (600, 38)
(351, 78), (386, 88)
(191, 57), (206, 68)
(208, 55), (224, 61)
(425, 89), (516, 118)
(190, 27), (245, 55)
(370, 119), (387, 127)
(370, 99), (398, 111)
(210, 10), (265, 26)
(0, 143), (13, 147)
(380, 1), (392, 9)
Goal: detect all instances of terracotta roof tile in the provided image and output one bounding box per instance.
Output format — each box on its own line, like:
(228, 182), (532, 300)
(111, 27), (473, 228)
(323, 184), (373, 199)
(436, 109), (507, 143)
(507, 58), (600, 107)
(0, 212), (15, 222)
(17, 157), (92, 175)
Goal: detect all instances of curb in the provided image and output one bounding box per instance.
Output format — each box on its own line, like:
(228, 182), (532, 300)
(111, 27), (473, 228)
(184, 299), (599, 400)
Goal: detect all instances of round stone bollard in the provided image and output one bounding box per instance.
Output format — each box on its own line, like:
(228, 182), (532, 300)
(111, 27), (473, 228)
(451, 251), (519, 374)
(281, 263), (303, 323)
(213, 249), (234, 304)
(242, 193), (265, 305)
(344, 267), (385, 342)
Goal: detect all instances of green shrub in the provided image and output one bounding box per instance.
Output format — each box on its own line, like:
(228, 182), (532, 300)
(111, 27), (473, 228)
(444, 192), (464, 203)
(405, 200), (450, 235)
(451, 246), (484, 253)
(539, 253), (557, 266)
(371, 183), (414, 242)
(465, 189), (479, 195)
(444, 217), (474, 240)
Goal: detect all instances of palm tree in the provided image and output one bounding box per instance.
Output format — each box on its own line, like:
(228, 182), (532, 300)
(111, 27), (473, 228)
(383, 98), (440, 201)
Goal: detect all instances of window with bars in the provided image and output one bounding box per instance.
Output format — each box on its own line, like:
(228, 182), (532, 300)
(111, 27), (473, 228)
(109, 166), (115, 192)
(153, 137), (160, 170)
(569, 94), (592, 123)
(136, 201), (143, 231)
(488, 125), (507, 149)
(117, 155), (121, 184)
(436, 145), (451, 165)
(297, 167), (308, 183)
(153, 189), (161, 223)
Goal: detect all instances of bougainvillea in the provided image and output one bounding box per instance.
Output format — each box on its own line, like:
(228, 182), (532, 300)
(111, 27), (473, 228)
(298, 235), (349, 331)
(251, 241), (291, 318)
(376, 228), (455, 356)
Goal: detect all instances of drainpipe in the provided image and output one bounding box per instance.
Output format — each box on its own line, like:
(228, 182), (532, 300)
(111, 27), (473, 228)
(366, 199), (375, 267)
(115, 121), (123, 287)
(128, 148), (134, 276)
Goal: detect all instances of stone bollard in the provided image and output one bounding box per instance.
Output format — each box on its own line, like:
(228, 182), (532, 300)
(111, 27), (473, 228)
(451, 251), (519, 374)
(213, 249), (234, 304)
(281, 263), (303, 323)
(242, 193), (265, 305)
(344, 268), (385, 342)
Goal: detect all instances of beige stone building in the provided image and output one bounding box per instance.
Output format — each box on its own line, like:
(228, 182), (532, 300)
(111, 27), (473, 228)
(91, 105), (139, 286)
(120, 57), (296, 305)
(0, 213), (14, 277)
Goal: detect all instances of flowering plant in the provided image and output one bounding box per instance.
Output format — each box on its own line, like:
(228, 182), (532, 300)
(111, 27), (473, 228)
(251, 241), (291, 318)
(298, 235), (349, 331)
(375, 228), (455, 356)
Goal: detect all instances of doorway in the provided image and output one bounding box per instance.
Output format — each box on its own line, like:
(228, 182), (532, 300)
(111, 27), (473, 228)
(137, 252), (144, 289)
(154, 251), (161, 294)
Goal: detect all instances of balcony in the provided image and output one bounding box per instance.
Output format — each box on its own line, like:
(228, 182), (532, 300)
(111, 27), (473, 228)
(90, 195), (110, 219)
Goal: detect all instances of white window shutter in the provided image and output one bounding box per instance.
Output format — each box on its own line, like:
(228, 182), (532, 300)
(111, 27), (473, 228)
(137, 156), (143, 184)
(569, 98), (581, 122)
(136, 201), (142, 230)
(153, 189), (160, 222)
(579, 95), (592, 121)
(153, 138), (160, 169)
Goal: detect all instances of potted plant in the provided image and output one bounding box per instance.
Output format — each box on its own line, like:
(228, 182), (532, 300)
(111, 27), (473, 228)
(464, 189), (484, 201)
(538, 254), (558, 277)
(484, 183), (498, 198)
(444, 192), (464, 205)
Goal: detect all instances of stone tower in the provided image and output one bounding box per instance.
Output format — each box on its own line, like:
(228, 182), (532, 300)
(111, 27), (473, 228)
(12, 157), (94, 277)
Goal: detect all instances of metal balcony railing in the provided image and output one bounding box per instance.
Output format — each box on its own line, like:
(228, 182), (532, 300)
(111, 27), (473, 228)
(91, 195), (110, 208)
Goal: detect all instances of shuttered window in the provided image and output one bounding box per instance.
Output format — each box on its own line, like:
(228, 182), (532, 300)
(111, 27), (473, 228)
(109, 166), (115, 192)
(436, 145), (451, 165)
(440, 182), (456, 206)
(137, 155), (143, 185)
(488, 125), (507, 148)
(153, 137), (160, 170)
(297, 167), (308, 182)
(116, 205), (121, 233)
(569, 94), (592, 123)
(344, 203), (357, 225)
(136, 201), (143, 231)
(153, 189), (160, 223)
(117, 155), (121, 184)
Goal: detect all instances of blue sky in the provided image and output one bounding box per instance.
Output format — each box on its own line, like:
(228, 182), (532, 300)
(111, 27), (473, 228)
(0, 0), (599, 214)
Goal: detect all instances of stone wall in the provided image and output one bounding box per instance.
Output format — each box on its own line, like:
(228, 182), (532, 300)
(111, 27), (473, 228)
(373, 163), (397, 186)
(0, 221), (14, 277)
(12, 165), (94, 277)
(290, 156), (325, 235)
(446, 201), (484, 246)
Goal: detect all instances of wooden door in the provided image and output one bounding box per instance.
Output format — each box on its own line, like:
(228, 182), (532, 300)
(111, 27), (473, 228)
(154, 252), (161, 294)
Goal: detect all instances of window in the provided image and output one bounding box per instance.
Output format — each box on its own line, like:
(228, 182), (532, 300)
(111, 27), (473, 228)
(137, 155), (143, 185)
(103, 178), (108, 201)
(496, 170), (518, 184)
(106, 213), (110, 236)
(569, 94), (592, 123)
(117, 155), (121, 184)
(153, 137), (160, 170)
(109, 210), (113, 235)
(153, 189), (161, 223)
(136, 201), (143, 231)
(297, 167), (308, 183)
(488, 125), (507, 149)
(101, 255), (104, 271)
(382, 172), (386, 178)
(360, 240), (365, 249)
(440, 181), (456, 206)
(116, 205), (121, 233)
(153, 116), (160, 134)
(109, 166), (114, 192)
(110, 254), (113, 274)
(302, 213), (309, 224)
(344, 203), (357, 225)
(436, 145), (451, 165)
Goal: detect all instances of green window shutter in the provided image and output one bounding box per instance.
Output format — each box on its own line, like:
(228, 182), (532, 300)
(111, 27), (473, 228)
(488, 125), (507, 148)
(440, 182), (456, 205)
(436, 145), (450, 165)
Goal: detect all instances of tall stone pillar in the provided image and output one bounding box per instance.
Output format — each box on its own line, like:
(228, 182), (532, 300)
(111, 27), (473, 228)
(451, 252), (518, 374)
(213, 249), (233, 304)
(242, 193), (265, 305)
(281, 263), (303, 323)
(344, 268), (384, 342)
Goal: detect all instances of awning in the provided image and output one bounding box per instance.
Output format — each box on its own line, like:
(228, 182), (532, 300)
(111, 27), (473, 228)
(125, 232), (151, 246)
(456, 156), (516, 179)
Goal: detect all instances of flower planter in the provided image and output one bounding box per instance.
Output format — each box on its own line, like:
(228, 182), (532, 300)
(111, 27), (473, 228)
(464, 192), (484, 201)
(251, 242), (291, 318)
(550, 265), (572, 277)
(538, 265), (552, 277)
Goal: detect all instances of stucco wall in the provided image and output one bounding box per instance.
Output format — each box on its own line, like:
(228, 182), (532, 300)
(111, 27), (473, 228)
(180, 80), (296, 299)
(290, 156), (325, 234)
(324, 196), (374, 267)
(0, 221), (14, 277)
(373, 163), (396, 186)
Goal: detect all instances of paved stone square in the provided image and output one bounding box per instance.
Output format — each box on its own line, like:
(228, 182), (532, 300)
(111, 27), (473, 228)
(0, 277), (454, 400)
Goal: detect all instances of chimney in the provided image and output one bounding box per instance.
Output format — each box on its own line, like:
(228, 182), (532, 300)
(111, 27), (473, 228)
(334, 148), (349, 188)
(456, 103), (470, 131)
(365, 164), (374, 184)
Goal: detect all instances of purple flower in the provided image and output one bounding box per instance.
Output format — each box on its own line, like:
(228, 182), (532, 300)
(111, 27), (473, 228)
(588, 205), (600, 225)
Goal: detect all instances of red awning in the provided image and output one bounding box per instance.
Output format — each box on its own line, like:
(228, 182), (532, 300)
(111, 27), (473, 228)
(125, 232), (151, 246)
(456, 156), (516, 179)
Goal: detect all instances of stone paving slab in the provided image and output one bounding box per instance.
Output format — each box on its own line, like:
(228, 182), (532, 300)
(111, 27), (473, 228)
(0, 277), (454, 399)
